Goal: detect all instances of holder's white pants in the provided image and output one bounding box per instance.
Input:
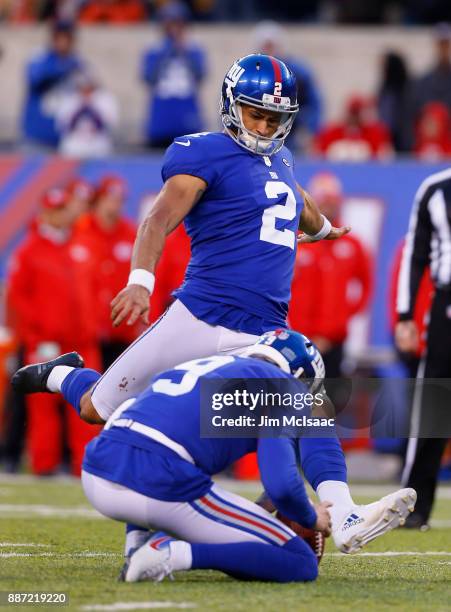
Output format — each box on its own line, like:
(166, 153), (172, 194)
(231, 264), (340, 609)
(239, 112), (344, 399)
(82, 471), (295, 546)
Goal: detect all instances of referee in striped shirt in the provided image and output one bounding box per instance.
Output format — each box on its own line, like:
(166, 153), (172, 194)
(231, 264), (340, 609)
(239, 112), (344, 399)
(395, 168), (451, 529)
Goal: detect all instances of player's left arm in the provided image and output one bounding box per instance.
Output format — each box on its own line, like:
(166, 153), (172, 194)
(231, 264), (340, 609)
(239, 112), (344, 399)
(258, 437), (332, 534)
(258, 438), (317, 528)
(297, 183), (351, 243)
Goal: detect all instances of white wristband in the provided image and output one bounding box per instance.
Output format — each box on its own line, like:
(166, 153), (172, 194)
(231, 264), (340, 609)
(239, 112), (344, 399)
(309, 214), (332, 241)
(127, 269), (155, 294)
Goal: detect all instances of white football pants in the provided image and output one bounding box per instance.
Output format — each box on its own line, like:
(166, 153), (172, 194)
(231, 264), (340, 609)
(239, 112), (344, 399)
(91, 300), (259, 421)
(81, 471), (296, 546)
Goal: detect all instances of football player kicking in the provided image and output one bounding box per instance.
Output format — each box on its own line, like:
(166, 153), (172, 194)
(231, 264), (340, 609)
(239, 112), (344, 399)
(13, 331), (416, 574)
(13, 55), (358, 562)
(58, 53), (351, 428)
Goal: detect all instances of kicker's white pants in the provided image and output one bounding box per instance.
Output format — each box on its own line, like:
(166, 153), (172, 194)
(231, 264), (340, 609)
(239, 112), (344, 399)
(91, 300), (259, 421)
(81, 471), (295, 546)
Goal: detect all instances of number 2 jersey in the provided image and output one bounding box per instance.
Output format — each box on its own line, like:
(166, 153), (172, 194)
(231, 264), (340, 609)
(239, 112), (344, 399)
(161, 132), (304, 335)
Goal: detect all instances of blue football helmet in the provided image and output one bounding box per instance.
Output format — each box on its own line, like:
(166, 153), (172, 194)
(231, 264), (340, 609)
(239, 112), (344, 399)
(220, 54), (298, 156)
(243, 329), (325, 382)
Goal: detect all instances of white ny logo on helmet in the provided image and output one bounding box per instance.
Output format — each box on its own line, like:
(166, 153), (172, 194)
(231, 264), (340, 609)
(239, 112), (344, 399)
(225, 63), (245, 99)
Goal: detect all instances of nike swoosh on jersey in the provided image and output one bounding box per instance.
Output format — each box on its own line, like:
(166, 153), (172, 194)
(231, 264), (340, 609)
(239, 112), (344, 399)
(174, 140), (191, 146)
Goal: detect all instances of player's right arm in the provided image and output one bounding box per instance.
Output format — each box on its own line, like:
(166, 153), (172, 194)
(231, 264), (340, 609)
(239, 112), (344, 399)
(111, 174), (206, 328)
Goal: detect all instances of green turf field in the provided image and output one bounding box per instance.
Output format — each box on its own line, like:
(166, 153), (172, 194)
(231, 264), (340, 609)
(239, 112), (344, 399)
(1, 477), (450, 612)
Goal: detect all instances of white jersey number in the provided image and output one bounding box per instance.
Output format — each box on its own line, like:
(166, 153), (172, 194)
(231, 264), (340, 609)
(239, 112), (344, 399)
(152, 355), (235, 397)
(260, 181), (297, 249)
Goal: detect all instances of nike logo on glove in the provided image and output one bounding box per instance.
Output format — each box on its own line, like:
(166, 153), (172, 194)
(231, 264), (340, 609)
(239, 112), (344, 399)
(174, 140), (191, 147)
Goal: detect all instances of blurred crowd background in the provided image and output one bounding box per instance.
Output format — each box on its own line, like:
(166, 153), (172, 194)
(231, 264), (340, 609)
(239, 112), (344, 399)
(0, 0), (451, 24)
(0, 0), (450, 481)
(0, 2), (450, 155)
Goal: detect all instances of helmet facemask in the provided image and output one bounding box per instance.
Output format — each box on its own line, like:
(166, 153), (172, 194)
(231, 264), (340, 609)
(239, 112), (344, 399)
(221, 95), (298, 156)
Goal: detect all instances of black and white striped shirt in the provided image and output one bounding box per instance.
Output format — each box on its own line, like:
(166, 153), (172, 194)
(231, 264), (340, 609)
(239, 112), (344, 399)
(397, 167), (451, 320)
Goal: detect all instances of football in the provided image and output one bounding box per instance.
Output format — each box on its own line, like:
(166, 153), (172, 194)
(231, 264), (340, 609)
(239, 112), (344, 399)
(276, 512), (326, 564)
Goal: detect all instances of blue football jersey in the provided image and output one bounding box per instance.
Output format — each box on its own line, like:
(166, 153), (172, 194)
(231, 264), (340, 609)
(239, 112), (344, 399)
(83, 354), (317, 525)
(161, 132), (304, 335)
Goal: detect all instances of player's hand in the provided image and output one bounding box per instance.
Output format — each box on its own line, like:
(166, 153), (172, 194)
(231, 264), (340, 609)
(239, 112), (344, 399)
(395, 320), (419, 354)
(110, 285), (150, 328)
(297, 225), (351, 244)
(313, 501), (332, 537)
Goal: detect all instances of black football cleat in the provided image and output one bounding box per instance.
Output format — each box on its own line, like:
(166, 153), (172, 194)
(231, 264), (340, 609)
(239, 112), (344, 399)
(11, 352), (84, 394)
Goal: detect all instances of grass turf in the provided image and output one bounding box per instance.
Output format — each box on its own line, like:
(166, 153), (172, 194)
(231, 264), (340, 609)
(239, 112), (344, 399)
(0, 478), (450, 612)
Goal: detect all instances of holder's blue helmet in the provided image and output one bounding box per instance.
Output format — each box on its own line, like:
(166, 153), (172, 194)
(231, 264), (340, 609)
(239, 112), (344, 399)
(243, 329), (325, 382)
(220, 54), (298, 156)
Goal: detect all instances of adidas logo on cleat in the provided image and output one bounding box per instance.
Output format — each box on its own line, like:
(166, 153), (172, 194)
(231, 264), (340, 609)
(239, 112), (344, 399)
(342, 513), (364, 531)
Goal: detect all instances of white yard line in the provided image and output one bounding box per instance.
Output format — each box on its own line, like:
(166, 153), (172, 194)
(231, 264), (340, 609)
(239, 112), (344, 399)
(0, 542), (51, 547)
(0, 504), (104, 518)
(431, 519), (451, 528)
(80, 603), (196, 611)
(0, 552), (120, 558)
(2, 550), (450, 560)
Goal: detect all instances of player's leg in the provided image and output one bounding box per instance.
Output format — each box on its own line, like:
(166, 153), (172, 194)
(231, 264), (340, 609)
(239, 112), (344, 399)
(12, 302), (260, 424)
(11, 351), (96, 414)
(64, 344), (103, 475)
(114, 311), (246, 564)
(11, 302), (217, 423)
(216, 324), (260, 355)
(81, 472), (317, 583)
(131, 480), (318, 582)
(299, 436), (416, 552)
(84, 300), (257, 423)
(300, 435), (353, 526)
(65, 406), (102, 476)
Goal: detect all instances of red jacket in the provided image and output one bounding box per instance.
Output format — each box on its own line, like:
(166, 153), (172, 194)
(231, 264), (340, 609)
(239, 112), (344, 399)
(289, 235), (372, 343)
(151, 225), (191, 322)
(414, 102), (451, 161)
(7, 223), (97, 348)
(314, 122), (392, 161)
(73, 213), (140, 344)
(79, 0), (146, 23)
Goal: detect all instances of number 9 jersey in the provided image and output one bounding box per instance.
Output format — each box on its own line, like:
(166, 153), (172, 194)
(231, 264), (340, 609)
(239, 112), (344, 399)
(162, 131), (304, 335)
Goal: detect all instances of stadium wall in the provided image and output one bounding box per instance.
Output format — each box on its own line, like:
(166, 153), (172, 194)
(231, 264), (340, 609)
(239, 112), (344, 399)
(0, 25), (438, 144)
(0, 155), (448, 355)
